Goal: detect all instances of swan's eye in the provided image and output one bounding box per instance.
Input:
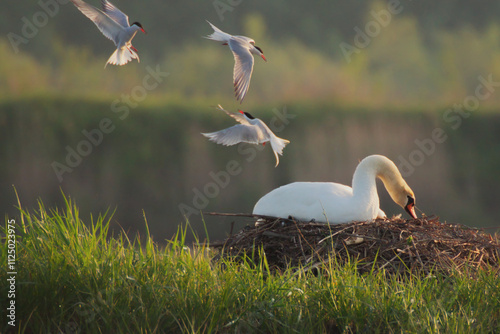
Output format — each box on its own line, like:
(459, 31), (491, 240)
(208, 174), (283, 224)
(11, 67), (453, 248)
(406, 195), (415, 206)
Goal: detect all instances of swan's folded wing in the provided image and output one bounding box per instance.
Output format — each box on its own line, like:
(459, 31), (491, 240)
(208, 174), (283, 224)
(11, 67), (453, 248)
(202, 124), (262, 146)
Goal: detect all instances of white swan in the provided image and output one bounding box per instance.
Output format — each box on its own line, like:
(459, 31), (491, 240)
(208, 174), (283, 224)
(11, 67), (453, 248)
(252, 155), (417, 223)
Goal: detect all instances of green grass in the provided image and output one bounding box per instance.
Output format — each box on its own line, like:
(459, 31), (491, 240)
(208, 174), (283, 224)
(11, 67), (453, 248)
(1, 197), (499, 333)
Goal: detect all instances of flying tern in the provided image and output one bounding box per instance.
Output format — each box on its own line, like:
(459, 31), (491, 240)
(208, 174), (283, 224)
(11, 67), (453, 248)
(205, 21), (266, 103)
(202, 105), (289, 167)
(71, 0), (146, 67)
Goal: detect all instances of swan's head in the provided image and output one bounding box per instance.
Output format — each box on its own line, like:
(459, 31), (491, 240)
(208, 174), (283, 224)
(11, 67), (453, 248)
(391, 185), (417, 219)
(365, 155), (418, 220)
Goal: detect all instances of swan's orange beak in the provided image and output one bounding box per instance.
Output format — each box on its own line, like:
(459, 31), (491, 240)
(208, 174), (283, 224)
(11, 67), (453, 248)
(405, 202), (417, 219)
(404, 196), (417, 219)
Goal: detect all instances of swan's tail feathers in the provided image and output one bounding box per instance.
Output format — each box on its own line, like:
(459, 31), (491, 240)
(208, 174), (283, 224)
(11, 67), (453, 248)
(105, 47), (139, 68)
(205, 20), (231, 43)
(269, 136), (290, 167)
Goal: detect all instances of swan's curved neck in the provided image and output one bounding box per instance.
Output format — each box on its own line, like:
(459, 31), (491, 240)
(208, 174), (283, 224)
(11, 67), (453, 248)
(352, 161), (379, 202)
(351, 155), (405, 204)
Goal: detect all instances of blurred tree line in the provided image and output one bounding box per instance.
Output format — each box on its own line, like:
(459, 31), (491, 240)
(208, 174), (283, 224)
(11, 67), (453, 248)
(3, 0), (500, 107)
(3, 0), (500, 58)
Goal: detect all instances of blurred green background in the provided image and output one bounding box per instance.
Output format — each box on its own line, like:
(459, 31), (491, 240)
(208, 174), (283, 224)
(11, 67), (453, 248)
(2, 0), (500, 242)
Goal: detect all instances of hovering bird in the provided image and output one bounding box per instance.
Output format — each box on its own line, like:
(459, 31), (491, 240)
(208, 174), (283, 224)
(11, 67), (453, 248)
(205, 21), (266, 103)
(202, 105), (290, 167)
(70, 0), (147, 67)
(253, 155), (418, 223)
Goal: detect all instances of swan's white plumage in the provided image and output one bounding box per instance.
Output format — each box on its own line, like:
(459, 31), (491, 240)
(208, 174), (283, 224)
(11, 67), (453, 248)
(253, 182), (381, 223)
(253, 155), (415, 223)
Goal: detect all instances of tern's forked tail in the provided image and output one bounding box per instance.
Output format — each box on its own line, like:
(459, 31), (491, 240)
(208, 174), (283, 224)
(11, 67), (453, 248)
(205, 21), (231, 42)
(105, 47), (140, 68)
(269, 136), (290, 167)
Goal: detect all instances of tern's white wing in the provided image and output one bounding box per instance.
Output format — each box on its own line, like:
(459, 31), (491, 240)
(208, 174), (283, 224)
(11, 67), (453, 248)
(100, 0), (130, 28)
(215, 104), (250, 125)
(202, 124), (265, 146)
(71, 0), (123, 45)
(228, 38), (255, 103)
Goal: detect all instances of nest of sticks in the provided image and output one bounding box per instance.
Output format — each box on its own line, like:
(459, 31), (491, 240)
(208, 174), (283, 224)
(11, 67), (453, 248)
(209, 213), (500, 276)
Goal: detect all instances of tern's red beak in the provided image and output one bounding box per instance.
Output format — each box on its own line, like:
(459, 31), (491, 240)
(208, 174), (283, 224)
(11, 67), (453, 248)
(239, 110), (244, 114)
(261, 54), (267, 62)
(141, 28), (147, 34)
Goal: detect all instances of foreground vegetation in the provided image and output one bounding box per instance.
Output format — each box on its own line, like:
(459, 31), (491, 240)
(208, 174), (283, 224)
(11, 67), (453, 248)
(1, 197), (499, 333)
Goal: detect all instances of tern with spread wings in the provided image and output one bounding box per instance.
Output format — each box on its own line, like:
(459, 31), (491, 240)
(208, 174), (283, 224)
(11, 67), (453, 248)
(71, 0), (147, 67)
(202, 105), (289, 167)
(205, 22), (266, 103)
